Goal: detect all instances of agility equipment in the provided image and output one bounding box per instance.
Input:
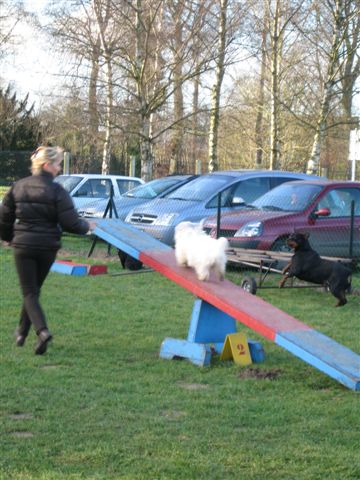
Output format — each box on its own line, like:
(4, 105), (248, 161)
(220, 333), (252, 366)
(51, 260), (107, 276)
(93, 219), (360, 391)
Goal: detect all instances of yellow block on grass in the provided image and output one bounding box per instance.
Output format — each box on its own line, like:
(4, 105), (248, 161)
(220, 333), (252, 366)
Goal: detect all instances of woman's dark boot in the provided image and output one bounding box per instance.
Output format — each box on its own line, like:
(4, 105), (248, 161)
(15, 328), (26, 347)
(35, 329), (52, 355)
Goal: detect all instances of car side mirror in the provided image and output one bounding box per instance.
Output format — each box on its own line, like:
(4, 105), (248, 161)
(232, 196), (246, 206)
(314, 207), (331, 217)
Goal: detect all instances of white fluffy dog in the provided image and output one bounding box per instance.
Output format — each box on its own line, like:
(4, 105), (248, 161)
(174, 221), (229, 282)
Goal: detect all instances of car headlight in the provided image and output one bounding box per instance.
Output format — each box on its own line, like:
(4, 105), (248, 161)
(234, 221), (263, 237)
(153, 213), (178, 226)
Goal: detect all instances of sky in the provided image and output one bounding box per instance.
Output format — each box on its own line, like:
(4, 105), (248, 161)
(1, 0), (62, 108)
(1, 0), (360, 116)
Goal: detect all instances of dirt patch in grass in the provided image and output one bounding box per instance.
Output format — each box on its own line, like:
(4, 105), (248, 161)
(39, 364), (60, 370)
(11, 431), (34, 438)
(179, 382), (209, 390)
(238, 367), (282, 380)
(9, 413), (33, 420)
(161, 410), (186, 419)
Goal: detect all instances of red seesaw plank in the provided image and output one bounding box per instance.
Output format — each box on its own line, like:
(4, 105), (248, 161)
(140, 249), (310, 341)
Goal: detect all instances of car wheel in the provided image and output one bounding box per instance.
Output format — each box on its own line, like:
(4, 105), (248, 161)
(241, 276), (257, 295)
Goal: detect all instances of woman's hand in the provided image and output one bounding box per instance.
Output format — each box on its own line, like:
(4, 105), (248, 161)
(87, 220), (97, 232)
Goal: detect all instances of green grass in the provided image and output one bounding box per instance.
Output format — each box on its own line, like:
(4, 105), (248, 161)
(1, 236), (359, 480)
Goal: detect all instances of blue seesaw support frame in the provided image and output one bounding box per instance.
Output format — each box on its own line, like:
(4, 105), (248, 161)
(160, 299), (265, 365)
(92, 219), (360, 391)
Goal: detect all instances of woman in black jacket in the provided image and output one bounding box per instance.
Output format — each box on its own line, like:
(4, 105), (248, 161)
(0, 146), (95, 355)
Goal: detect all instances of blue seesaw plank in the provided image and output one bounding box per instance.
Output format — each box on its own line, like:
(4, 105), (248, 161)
(94, 219), (170, 261)
(276, 330), (360, 391)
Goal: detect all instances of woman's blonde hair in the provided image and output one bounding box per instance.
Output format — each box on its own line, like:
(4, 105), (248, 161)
(31, 146), (64, 175)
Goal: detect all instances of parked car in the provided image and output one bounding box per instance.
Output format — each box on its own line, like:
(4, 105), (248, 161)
(203, 180), (360, 258)
(125, 170), (323, 246)
(54, 174), (144, 211)
(77, 174), (198, 219)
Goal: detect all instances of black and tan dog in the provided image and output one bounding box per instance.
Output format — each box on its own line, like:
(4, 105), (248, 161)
(279, 232), (352, 307)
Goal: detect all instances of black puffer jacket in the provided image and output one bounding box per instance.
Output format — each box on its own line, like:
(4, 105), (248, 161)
(0, 171), (89, 250)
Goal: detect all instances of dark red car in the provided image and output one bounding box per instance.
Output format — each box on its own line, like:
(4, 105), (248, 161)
(203, 180), (360, 258)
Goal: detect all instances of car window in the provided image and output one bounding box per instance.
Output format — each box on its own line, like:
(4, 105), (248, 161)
(166, 175), (231, 201)
(317, 187), (360, 217)
(271, 176), (300, 188)
(253, 183), (323, 212)
(124, 178), (181, 199)
(117, 179), (142, 194)
(54, 175), (82, 193)
(232, 177), (270, 203)
(74, 179), (111, 198)
(206, 184), (234, 208)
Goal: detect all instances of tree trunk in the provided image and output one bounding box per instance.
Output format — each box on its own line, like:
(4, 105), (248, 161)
(93, 0), (113, 175)
(135, 0), (153, 182)
(191, 72), (200, 170)
(140, 115), (153, 181)
(88, 38), (100, 169)
(169, 5), (184, 174)
(307, 0), (343, 175)
(340, 0), (360, 122)
(269, 0), (281, 170)
(208, 0), (228, 173)
(101, 54), (113, 175)
(255, 4), (268, 168)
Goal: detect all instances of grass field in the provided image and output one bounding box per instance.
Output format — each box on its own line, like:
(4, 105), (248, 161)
(0, 235), (359, 480)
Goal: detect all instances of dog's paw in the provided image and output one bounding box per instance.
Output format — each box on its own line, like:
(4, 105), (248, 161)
(335, 298), (347, 307)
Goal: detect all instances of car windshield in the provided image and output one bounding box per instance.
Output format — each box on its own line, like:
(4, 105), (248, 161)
(54, 175), (82, 192)
(252, 183), (323, 212)
(166, 175), (232, 201)
(124, 177), (182, 199)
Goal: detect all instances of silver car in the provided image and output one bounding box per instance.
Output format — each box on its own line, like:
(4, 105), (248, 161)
(125, 170), (323, 246)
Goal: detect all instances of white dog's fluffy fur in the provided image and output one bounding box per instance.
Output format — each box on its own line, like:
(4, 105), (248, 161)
(174, 221), (228, 281)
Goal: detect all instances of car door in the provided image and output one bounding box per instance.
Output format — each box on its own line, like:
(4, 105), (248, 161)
(72, 178), (112, 210)
(309, 187), (360, 257)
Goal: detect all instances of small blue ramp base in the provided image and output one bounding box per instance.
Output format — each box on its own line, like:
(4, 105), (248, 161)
(160, 338), (212, 366)
(159, 299), (265, 366)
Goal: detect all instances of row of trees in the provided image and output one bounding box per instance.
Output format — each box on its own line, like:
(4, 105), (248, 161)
(1, 0), (359, 181)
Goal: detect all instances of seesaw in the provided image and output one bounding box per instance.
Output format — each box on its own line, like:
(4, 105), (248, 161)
(93, 219), (360, 391)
